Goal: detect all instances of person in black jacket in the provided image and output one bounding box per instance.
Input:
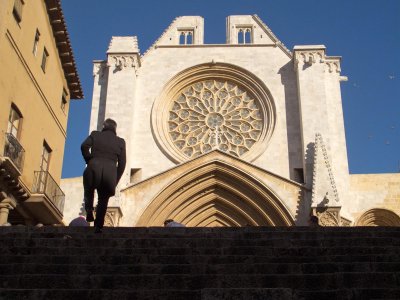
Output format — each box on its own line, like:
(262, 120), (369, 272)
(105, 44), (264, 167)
(81, 118), (126, 233)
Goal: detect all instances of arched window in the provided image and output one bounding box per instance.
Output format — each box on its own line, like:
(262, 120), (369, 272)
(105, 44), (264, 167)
(245, 29), (252, 44)
(186, 32), (193, 45)
(178, 30), (194, 45)
(7, 104), (23, 139)
(179, 32), (185, 45)
(237, 29), (244, 44)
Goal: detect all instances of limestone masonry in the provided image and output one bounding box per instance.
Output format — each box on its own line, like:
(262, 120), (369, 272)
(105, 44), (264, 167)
(62, 15), (400, 227)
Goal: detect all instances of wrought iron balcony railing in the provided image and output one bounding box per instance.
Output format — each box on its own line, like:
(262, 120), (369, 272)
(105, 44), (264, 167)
(32, 171), (65, 213)
(3, 133), (25, 171)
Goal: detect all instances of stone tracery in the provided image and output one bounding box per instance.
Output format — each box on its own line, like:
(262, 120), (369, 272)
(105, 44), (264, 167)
(168, 79), (263, 159)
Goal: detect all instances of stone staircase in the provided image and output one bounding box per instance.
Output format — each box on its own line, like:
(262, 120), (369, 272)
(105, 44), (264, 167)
(0, 226), (399, 300)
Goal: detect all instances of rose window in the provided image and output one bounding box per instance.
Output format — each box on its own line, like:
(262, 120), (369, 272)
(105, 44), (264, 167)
(168, 79), (264, 159)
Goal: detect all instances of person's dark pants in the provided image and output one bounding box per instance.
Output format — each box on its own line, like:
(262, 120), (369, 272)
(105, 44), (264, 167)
(83, 158), (117, 229)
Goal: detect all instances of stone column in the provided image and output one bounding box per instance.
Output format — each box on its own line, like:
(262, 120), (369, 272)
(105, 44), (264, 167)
(0, 192), (16, 225)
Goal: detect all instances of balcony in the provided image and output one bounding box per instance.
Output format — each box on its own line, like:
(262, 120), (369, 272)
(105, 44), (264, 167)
(24, 171), (65, 224)
(2, 133), (25, 176)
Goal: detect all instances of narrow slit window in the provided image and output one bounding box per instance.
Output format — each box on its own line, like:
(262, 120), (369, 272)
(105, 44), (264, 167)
(33, 29), (40, 56)
(41, 47), (49, 72)
(13, 0), (24, 23)
(61, 88), (68, 112)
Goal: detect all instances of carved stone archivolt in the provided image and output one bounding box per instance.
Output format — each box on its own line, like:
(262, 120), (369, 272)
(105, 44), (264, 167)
(136, 156), (295, 227)
(355, 208), (400, 226)
(152, 62), (276, 163)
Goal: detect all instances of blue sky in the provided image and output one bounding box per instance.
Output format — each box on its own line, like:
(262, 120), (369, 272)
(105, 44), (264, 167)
(61, 0), (400, 178)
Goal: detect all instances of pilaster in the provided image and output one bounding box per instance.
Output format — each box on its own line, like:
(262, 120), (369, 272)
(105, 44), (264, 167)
(294, 45), (350, 219)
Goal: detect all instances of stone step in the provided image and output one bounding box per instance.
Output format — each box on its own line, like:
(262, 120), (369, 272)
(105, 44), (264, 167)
(2, 253), (400, 265)
(2, 236), (399, 248)
(0, 245), (397, 257)
(294, 288), (400, 300)
(1, 273), (398, 290)
(1, 262), (399, 275)
(1, 226), (400, 238)
(1, 288), (399, 300)
(0, 289), (199, 300)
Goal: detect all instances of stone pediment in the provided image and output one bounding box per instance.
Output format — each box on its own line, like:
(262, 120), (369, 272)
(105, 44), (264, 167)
(122, 150), (305, 226)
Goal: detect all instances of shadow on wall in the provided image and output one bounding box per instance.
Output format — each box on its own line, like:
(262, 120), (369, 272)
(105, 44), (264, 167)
(293, 142), (314, 225)
(278, 61), (303, 183)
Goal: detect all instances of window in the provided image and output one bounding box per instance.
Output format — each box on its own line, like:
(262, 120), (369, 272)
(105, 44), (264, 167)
(41, 47), (49, 72)
(13, 0), (24, 23)
(40, 142), (51, 173)
(7, 104), (22, 139)
(179, 32), (185, 45)
(32, 29), (40, 56)
(186, 32), (193, 44)
(61, 88), (68, 112)
(37, 142), (51, 191)
(237, 28), (252, 44)
(178, 30), (194, 45)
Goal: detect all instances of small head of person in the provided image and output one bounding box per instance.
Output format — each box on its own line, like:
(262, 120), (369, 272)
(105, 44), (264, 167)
(164, 219), (185, 227)
(103, 118), (117, 134)
(308, 215), (319, 227)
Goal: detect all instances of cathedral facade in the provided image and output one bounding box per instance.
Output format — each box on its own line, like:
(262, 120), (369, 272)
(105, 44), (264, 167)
(62, 15), (400, 227)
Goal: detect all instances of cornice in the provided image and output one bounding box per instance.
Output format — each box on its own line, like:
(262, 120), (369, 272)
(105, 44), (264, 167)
(44, 0), (83, 99)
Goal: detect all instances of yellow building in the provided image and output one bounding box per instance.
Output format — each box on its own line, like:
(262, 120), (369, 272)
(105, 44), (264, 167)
(0, 0), (83, 225)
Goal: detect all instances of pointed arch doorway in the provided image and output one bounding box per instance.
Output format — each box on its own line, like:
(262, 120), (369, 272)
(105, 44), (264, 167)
(136, 159), (295, 227)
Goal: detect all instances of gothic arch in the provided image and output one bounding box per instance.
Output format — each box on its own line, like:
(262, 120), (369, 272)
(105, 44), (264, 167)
(355, 208), (400, 226)
(136, 160), (295, 227)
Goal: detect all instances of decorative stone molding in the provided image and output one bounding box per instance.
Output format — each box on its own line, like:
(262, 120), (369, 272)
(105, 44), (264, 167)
(151, 62), (276, 163)
(93, 61), (107, 78)
(107, 55), (138, 70)
(325, 59), (341, 73)
(311, 133), (340, 206)
(293, 46), (326, 71)
(142, 17), (180, 58)
(313, 207), (340, 226)
(340, 216), (352, 227)
(104, 206), (123, 227)
(168, 79), (264, 159)
(136, 154), (295, 227)
(355, 208), (400, 226)
(252, 15), (291, 56)
(295, 50), (324, 65)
